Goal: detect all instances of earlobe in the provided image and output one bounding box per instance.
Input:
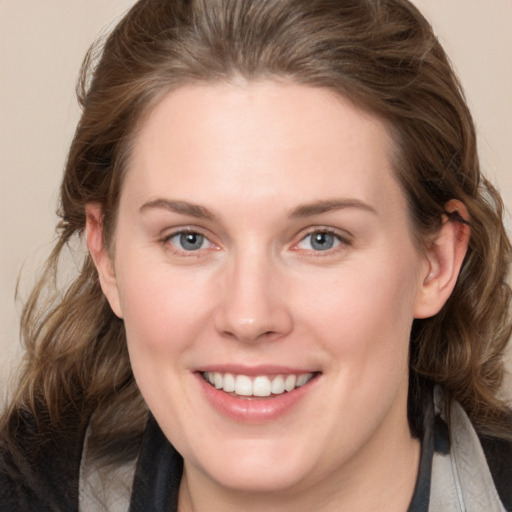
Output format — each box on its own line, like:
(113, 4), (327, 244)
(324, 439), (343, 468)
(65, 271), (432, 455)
(85, 204), (123, 318)
(414, 200), (470, 319)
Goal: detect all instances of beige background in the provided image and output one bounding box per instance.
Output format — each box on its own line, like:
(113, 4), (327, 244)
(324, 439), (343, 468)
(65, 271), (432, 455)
(1, 1), (511, 396)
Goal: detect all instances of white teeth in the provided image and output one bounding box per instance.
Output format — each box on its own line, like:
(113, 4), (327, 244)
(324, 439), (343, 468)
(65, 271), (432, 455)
(204, 372), (314, 397)
(271, 375), (285, 394)
(235, 375), (253, 396)
(253, 376), (272, 397)
(284, 374), (297, 392)
(223, 373), (235, 392)
(296, 374), (310, 387)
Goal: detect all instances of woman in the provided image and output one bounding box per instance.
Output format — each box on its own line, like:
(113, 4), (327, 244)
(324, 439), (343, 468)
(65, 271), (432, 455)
(1, 0), (511, 510)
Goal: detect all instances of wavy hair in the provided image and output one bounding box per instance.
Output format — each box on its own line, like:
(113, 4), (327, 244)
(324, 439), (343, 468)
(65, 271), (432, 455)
(3, 0), (511, 461)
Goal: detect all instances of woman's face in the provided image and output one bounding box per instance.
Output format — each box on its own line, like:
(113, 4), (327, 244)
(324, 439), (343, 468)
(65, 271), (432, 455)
(101, 82), (433, 495)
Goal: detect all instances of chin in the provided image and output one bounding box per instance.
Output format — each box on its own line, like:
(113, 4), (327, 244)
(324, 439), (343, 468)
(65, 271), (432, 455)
(187, 436), (316, 494)
(206, 460), (308, 494)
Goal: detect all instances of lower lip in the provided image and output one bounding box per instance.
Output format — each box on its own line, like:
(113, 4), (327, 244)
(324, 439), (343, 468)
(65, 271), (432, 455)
(196, 373), (319, 423)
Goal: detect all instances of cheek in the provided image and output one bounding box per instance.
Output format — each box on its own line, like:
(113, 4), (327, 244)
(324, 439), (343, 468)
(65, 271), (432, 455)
(114, 262), (215, 423)
(299, 256), (420, 371)
(115, 260), (212, 359)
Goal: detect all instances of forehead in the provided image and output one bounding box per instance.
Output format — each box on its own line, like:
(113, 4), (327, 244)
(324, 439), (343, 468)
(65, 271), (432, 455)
(123, 81), (406, 220)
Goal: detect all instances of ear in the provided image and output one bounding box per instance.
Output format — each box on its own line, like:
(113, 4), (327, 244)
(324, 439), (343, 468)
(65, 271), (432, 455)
(85, 203), (123, 318)
(414, 199), (470, 319)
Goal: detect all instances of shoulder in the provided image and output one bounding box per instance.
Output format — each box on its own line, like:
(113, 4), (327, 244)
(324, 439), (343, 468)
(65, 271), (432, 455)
(480, 433), (512, 511)
(430, 387), (512, 511)
(0, 407), (86, 512)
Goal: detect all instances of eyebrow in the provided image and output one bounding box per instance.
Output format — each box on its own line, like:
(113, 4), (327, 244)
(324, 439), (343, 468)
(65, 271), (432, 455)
(139, 199), (217, 220)
(139, 197), (377, 221)
(290, 199), (377, 218)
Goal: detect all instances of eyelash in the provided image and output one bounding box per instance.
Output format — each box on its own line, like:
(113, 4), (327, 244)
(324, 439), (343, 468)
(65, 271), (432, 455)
(160, 229), (216, 256)
(292, 228), (351, 255)
(160, 227), (351, 257)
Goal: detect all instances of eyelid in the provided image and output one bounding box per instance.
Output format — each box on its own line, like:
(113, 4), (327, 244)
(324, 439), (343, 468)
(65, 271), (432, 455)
(158, 225), (351, 256)
(290, 227), (352, 253)
(160, 227), (219, 254)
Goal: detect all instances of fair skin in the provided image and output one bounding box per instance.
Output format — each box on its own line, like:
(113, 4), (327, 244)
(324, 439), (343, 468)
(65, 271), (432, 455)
(87, 81), (468, 511)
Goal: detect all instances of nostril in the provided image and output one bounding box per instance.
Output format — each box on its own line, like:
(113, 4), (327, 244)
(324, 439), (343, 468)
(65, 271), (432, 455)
(219, 328), (279, 343)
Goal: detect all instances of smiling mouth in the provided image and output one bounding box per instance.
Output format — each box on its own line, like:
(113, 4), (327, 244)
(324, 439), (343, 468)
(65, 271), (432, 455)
(202, 371), (316, 398)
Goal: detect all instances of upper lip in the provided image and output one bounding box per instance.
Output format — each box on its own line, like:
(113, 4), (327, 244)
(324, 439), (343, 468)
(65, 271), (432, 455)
(195, 364), (319, 376)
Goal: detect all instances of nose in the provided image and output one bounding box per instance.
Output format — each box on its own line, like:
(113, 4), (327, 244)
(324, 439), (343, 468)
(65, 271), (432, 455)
(213, 250), (293, 343)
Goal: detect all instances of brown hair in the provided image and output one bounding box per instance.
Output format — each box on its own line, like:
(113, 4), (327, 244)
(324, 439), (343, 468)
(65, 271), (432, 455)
(3, 0), (511, 462)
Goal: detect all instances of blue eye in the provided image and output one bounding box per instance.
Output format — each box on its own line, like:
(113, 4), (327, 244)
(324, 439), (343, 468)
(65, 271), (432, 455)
(298, 231), (342, 251)
(168, 232), (208, 251)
